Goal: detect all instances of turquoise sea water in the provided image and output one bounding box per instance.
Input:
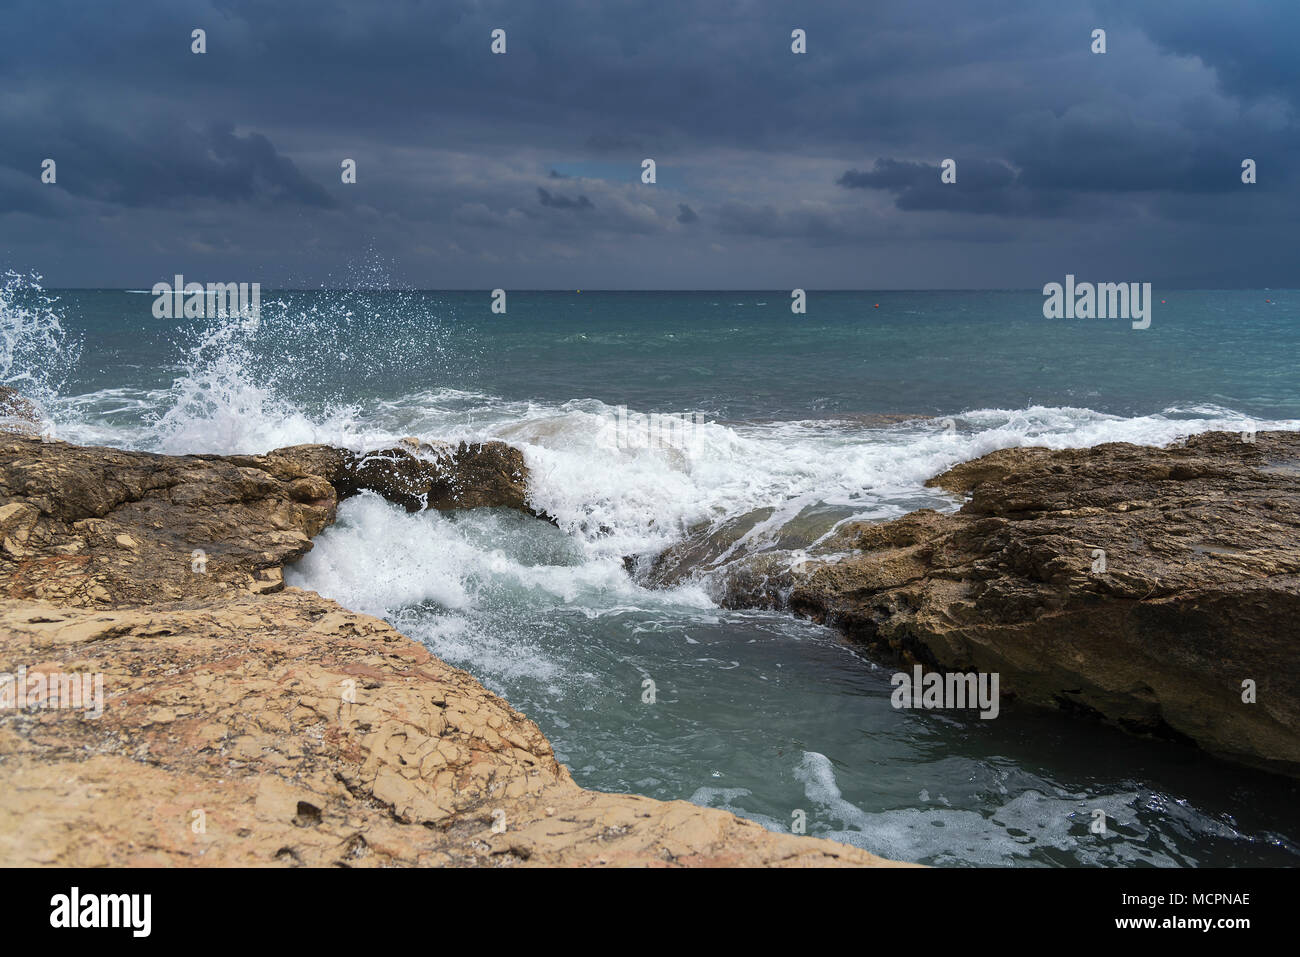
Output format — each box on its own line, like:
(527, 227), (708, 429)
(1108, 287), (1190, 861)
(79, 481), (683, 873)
(39, 289), (1300, 422)
(5, 281), (1299, 865)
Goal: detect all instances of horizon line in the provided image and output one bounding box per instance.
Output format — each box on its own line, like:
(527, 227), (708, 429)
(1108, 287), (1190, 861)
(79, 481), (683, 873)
(37, 286), (1300, 294)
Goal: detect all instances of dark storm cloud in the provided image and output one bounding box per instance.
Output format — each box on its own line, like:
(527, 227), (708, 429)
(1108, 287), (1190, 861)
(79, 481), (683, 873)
(537, 187), (594, 210)
(1104, 0), (1300, 108)
(0, 0), (1296, 287)
(838, 158), (1073, 216)
(840, 159), (1015, 192)
(196, 124), (337, 208)
(1, 114), (335, 212)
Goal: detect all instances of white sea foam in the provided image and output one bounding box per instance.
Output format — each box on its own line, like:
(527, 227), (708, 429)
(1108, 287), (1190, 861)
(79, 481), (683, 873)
(284, 491), (714, 690)
(288, 491), (712, 614)
(786, 751), (1247, 866)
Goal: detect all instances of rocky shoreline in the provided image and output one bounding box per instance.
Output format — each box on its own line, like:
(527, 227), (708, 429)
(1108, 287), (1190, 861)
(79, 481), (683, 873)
(0, 402), (902, 867)
(713, 430), (1300, 778)
(4, 380), (1296, 865)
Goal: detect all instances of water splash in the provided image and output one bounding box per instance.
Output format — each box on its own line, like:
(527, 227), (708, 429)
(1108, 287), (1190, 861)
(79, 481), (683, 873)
(0, 270), (82, 415)
(150, 305), (327, 455)
(148, 285), (469, 455)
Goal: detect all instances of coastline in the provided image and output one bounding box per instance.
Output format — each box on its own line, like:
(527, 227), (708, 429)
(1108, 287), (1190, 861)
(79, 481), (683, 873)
(709, 431), (1300, 778)
(0, 416), (906, 867)
(2, 383), (1296, 864)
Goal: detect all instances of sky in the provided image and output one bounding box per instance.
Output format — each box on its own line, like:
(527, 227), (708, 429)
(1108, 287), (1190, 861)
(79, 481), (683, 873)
(0, 0), (1296, 289)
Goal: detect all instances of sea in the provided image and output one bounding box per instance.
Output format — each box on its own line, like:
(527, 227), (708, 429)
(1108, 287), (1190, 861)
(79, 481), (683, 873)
(5, 274), (1298, 866)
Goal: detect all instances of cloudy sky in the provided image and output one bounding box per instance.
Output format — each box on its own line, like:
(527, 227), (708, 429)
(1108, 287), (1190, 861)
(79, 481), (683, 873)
(0, 0), (1295, 288)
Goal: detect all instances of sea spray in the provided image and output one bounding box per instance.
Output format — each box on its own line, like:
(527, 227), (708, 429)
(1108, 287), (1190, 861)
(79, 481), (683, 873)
(0, 270), (82, 416)
(150, 304), (323, 455)
(146, 286), (470, 455)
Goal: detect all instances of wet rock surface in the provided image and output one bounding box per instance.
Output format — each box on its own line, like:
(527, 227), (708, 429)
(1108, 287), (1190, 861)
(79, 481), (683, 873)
(735, 431), (1300, 777)
(258, 439), (534, 514)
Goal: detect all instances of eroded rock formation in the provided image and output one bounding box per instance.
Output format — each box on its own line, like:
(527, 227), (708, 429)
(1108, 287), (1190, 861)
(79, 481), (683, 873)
(744, 431), (1300, 777)
(256, 439), (533, 514)
(0, 592), (899, 866)
(0, 438), (533, 607)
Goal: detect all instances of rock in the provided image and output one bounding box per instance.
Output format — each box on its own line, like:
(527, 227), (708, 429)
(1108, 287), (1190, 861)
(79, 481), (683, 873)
(337, 441), (532, 513)
(256, 440), (534, 514)
(763, 431), (1300, 777)
(706, 550), (805, 610)
(636, 510), (777, 588)
(0, 386), (40, 436)
(0, 436), (336, 607)
(637, 506), (846, 591)
(0, 436), (539, 609)
(0, 592), (904, 867)
(0, 434), (907, 867)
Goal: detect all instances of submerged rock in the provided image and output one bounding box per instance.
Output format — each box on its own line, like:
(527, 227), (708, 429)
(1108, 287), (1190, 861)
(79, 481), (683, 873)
(0, 429), (905, 867)
(770, 431), (1300, 777)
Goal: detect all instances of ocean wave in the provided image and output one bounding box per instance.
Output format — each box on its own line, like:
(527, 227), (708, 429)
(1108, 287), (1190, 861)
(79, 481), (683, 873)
(49, 376), (1300, 563)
